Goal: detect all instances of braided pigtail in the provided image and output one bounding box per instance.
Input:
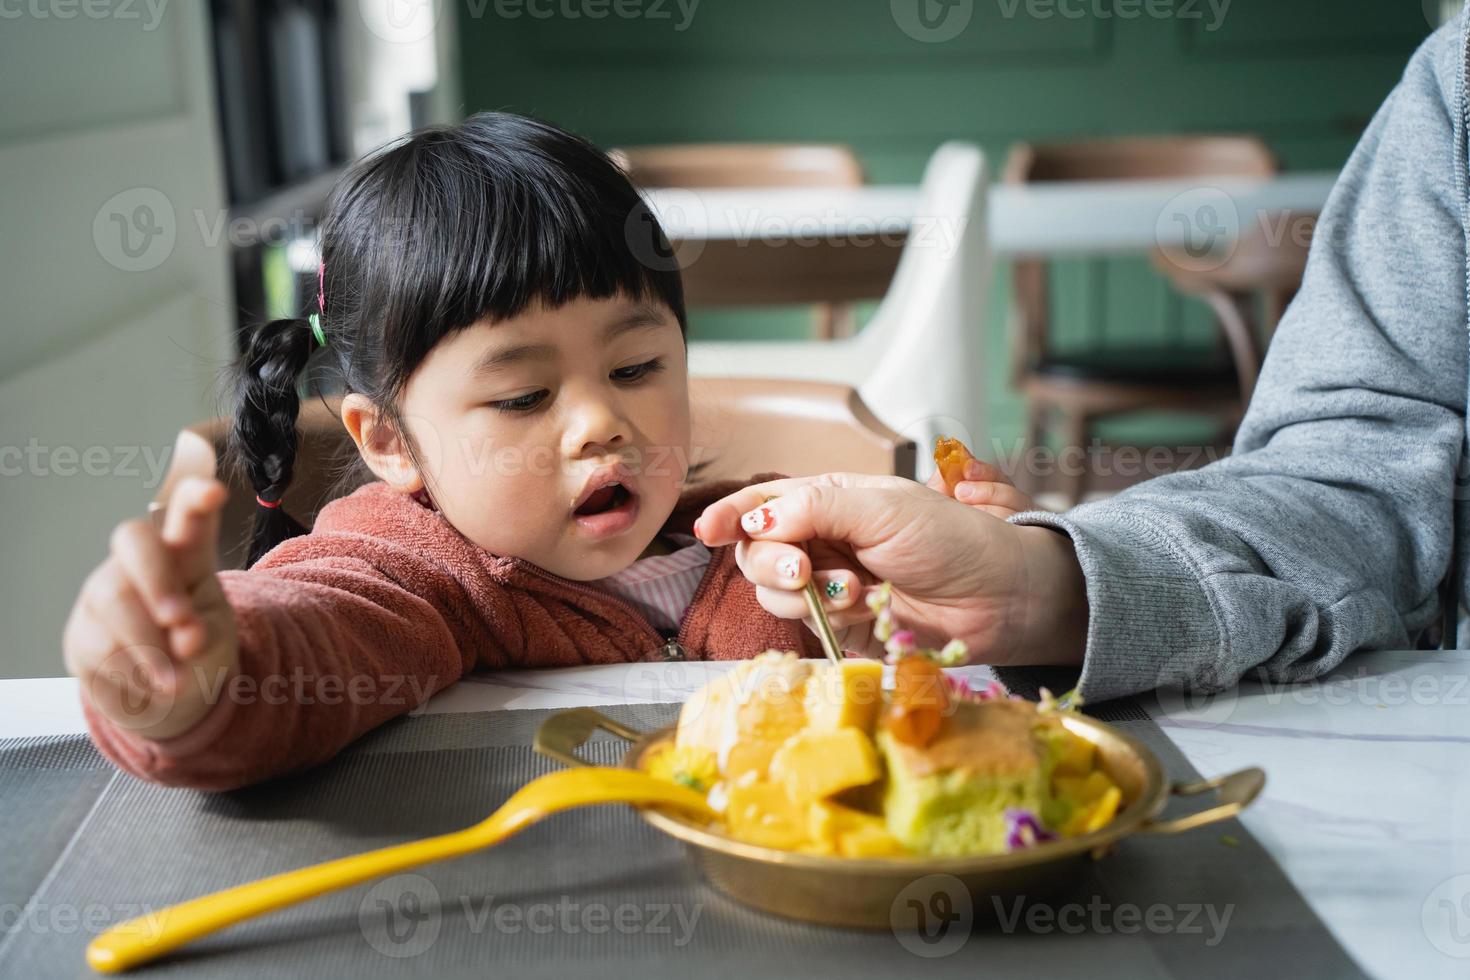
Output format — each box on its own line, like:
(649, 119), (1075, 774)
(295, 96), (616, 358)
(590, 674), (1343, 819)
(230, 317), (319, 566)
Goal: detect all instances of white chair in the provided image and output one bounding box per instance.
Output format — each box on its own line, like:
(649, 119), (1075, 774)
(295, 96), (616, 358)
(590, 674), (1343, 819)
(685, 141), (991, 482)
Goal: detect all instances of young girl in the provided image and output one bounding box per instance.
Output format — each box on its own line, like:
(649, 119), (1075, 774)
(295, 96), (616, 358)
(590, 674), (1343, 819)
(62, 112), (1028, 791)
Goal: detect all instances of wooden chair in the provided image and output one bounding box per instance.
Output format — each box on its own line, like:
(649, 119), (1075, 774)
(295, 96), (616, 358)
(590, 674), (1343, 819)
(689, 377), (915, 483)
(1003, 135), (1283, 504)
(688, 142), (991, 487)
(612, 143), (871, 339)
(154, 379), (915, 570)
(1151, 210), (1313, 407)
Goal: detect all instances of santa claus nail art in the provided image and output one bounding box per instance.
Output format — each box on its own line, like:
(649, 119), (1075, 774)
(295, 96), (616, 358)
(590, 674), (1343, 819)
(777, 554), (802, 580)
(741, 505), (776, 534)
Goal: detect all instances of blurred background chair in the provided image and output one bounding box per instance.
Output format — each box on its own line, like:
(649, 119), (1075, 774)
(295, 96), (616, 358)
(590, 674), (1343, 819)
(154, 379), (915, 570)
(1002, 135), (1305, 504)
(1152, 209), (1314, 410)
(687, 141), (990, 483)
(613, 143), (866, 340)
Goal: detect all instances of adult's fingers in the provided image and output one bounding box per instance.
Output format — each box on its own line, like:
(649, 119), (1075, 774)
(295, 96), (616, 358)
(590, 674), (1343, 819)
(718, 478), (942, 551)
(752, 581), (875, 628)
(161, 477), (228, 587)
(694, 472), (915, 546)
(735, 539), (864, 605)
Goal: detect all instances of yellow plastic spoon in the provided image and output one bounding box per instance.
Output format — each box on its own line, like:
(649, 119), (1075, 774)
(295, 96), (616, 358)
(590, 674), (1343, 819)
(86, 766), (713, 973)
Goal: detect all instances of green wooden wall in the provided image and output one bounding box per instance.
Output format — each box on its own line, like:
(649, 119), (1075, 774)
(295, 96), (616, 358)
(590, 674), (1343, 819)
(457, 1), (1436, 447)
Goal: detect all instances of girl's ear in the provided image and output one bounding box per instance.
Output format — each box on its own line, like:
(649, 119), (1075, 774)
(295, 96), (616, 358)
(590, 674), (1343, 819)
(341, 393), (425, 494)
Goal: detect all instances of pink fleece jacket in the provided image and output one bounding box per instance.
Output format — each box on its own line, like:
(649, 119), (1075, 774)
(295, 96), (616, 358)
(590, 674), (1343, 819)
(82, 473), (821, 790)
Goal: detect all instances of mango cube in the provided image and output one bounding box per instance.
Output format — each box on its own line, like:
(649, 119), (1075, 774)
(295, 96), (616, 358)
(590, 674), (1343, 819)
(804, 659), (884, 734)
(769, 727), (880, 804)
(808, 800), (907, 858)
(724, 780), (808, 850)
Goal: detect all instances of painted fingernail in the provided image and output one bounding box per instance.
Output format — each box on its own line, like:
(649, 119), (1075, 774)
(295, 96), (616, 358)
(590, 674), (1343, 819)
(777, 554), (802, 580)
(692, 517), (703, 537)
(741, 506), (776, 534)
(824, 578), (848, 600)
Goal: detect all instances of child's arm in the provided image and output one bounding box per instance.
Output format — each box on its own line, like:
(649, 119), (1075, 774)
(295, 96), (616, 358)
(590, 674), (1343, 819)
(65, 477), (492, 791)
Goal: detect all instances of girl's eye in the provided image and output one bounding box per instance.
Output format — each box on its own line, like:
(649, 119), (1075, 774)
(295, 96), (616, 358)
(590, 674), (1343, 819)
(490, 390), (549, 414)
(611, 357), (665, 384)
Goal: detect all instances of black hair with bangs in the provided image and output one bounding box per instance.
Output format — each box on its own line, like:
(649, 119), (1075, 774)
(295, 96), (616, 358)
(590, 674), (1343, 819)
(231, 111), (685, 566)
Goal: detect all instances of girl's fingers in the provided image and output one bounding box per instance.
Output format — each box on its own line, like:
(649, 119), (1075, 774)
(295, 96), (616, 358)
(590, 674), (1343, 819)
(168, 574), (231, 660)
(110, 519), (192, 627)
(962, 457), (1008, 485)
(81, 573), (177, 693)
(955, 480), (1035, 513)
(161, 477), (228, 587)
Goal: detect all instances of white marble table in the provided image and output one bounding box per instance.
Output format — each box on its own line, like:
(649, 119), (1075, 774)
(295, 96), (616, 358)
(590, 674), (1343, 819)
(642, 172), (1340, 256)
(286, 171), (1340, 274)
(4, 647), (1465, 980)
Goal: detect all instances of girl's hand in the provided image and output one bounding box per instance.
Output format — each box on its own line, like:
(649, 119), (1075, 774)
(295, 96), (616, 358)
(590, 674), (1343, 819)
(695, 473), (1087, 667)
(63, 476), (240, 740)
(925, 454), (1039, 519)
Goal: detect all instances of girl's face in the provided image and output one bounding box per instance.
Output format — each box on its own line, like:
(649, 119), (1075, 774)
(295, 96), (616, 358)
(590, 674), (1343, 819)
(349, 296), (693, 581)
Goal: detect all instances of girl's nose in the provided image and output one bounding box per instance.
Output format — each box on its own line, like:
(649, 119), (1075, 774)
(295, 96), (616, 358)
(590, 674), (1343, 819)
(562, 396), (630, 458)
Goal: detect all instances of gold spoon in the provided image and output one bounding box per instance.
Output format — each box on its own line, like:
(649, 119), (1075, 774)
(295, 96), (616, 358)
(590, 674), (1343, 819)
(86, 767), (713, 973)
(758, 494), (843, 665)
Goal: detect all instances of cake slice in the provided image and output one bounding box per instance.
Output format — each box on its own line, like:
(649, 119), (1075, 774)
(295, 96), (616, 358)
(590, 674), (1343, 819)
(877, 698), (1050, 856)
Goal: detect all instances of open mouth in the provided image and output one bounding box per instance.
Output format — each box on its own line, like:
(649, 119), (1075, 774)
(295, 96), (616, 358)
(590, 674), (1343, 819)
(574, 482), (633, 517)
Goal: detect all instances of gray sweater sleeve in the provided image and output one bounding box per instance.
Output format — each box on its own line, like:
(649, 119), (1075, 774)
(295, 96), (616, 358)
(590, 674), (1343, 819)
(1009, 21), (1469, 702)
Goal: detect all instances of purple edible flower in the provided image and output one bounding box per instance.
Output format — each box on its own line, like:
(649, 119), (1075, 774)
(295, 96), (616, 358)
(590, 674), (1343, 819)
(1004, 808), (1056, 851)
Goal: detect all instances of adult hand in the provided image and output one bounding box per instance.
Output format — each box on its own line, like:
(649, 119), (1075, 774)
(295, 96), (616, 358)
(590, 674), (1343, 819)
(694, 473), (1088, 666)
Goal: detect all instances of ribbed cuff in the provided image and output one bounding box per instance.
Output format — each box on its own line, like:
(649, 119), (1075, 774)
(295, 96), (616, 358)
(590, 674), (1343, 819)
(1007, 507), (1226, 703)
(82, 681), (239, 766)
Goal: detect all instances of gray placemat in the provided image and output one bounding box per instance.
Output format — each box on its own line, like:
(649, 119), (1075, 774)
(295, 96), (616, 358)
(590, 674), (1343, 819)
(0, 687), (1365, 979)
